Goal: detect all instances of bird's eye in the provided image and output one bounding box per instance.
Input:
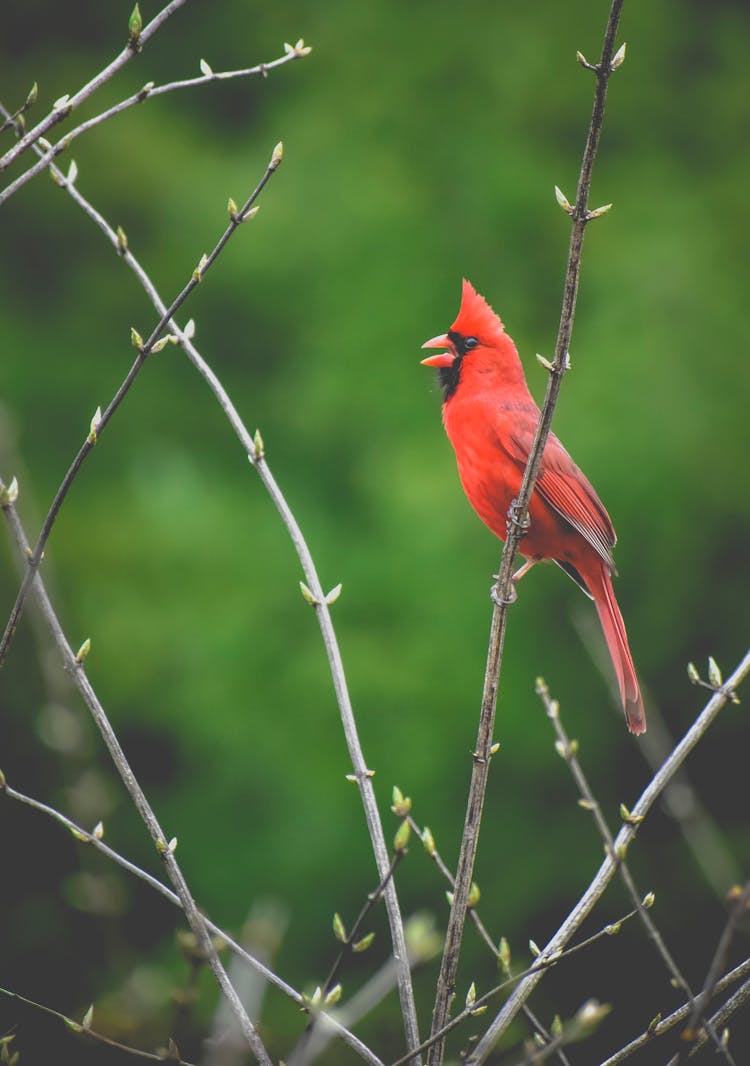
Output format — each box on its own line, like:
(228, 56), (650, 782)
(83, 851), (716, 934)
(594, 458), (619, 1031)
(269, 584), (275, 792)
(463, 336), (478, 351)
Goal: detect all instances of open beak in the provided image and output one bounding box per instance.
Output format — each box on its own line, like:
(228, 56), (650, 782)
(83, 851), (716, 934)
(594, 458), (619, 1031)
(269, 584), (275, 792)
(420, 333), (454, 368)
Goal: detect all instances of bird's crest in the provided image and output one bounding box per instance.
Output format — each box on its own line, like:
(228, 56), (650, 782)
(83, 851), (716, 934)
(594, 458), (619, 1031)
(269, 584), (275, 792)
(451, 279), (505, 341)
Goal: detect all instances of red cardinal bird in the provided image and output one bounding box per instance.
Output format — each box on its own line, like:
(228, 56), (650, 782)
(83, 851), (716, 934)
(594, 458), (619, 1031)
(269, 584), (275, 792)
(421, 280), (645, 734)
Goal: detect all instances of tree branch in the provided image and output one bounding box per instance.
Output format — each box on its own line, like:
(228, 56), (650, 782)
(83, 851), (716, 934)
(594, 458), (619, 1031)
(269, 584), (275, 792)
(426, 3), (625, 1061)
(672, 878), (750, 1063)
(599, 959), (750, 1065)
(390, 904), (642, 1066)
(1, 497), (273, 1065)
(0, 0), (188, 174)
(537, 679), (729, 1061)
(0, 122), (422, 1061)
(465, 648), (750, 1062)
(0, 142), (282, 670)
(0, 985), (197, 1066)
(0, 775), (385, 1066)
(0, 43), (310, 207)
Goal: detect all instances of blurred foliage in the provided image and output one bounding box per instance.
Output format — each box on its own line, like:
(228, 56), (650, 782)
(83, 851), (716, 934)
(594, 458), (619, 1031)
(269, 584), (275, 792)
(0, 1), (748, 1062)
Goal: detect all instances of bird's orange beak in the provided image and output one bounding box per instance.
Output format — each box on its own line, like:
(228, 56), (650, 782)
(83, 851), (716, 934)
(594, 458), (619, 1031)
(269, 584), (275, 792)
(420, 334), (454, 368)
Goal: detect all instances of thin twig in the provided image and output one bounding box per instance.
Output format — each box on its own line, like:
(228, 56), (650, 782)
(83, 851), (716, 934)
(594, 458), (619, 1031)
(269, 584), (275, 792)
(537, 678), (730, 1061)
(465, 649), (750, 1062)
(0, 776), (384, 1066)
(426, 3), (625, 1061)
(389, 905), (641, 1066)
(0, 985), (196, 1065)
(0, 144), (282, 670)
(291, 850), (405, 1064)
(573, 608), (740, 897)
(0, 121), (421, 1061)
(599, 959), (750, 1065)
(672, 878), (750, 1064)
(0, 44), (310, 207)
(0, 501), (273, 1066)
(325, 851), (404, 995)
(0, 0), (188, 174)
(0, 84), (38, 137)
(290, 916), (442, 1066)
(407, 813), (571, 1066)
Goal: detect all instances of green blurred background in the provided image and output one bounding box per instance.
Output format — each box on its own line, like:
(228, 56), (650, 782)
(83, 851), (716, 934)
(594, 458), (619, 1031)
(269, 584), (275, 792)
(1, 1), (748, 1062)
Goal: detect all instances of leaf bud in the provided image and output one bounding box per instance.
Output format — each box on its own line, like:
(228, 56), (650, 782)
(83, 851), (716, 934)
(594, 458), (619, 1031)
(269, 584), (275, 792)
(610, 42), (627, 70)
(421, 825), (436, 857)
(128, 3), (143, 42)
(352, 932), (375, 953)
(332, 913), (347, 943)
(253, 427), (264, 459)
(75, 638), (91, 663)
(391, 786), (411, 817)
(708, 655), (723, 688)
(554, 185), (573, 214)
(324, 984), (342, 1007)
(299, 581), (318, 606)
(393, 818), (411, 853)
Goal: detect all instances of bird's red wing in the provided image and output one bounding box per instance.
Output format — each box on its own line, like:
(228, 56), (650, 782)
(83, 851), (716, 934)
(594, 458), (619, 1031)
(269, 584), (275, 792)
(505, 417), (617, 569)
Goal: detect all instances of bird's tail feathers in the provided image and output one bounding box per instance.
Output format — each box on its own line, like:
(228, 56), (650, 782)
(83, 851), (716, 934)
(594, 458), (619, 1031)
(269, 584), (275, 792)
(592, 565), (646, 735)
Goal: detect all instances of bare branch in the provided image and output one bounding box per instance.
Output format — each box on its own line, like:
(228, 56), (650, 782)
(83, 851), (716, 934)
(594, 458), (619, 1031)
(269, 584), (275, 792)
(426, 3), (626, 1061)
(407, 810), (571, 1066)
(599, 959), (750, 1065)
(0, 0), (188, 174)
(672, 879), (750, 1063)
(389, 905), (642, 1066)
(466, 649), (750, 1062)
(0, 145), (281, 669)
(573, 609), (741, 897)
(0, 776), (385, 1066)
(537, 679), (729, 1061)
(1, 500), (273, 1065)
(0, 985), (197, 1065)
(0, 43), (310, 207)
(0, 125), (421, 1060)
